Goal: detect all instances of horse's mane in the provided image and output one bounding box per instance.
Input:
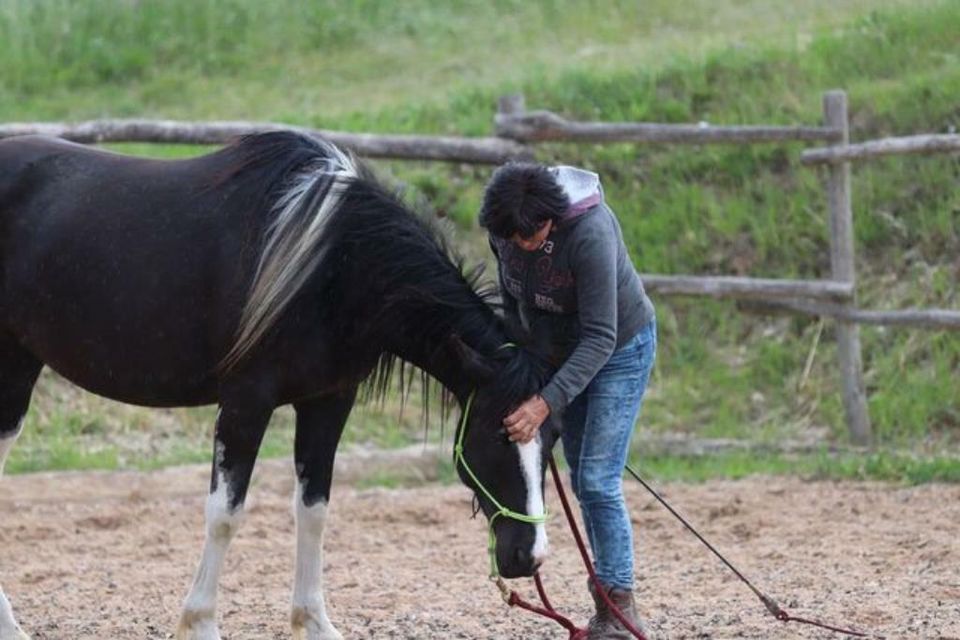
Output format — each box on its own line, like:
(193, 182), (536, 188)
(217, 131), (497, 373)
(212, 131), (552, 435)
(218, 131), (359, 369)
(315, 163), (503, 423)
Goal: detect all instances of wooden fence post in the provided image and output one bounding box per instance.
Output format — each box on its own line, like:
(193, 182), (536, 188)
(824, 90), (873, 445)
(497, 94), (526, 119)
(496, 93), (527, 141)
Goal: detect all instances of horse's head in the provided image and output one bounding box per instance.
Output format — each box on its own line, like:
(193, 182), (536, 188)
(449, 337), (560, 579)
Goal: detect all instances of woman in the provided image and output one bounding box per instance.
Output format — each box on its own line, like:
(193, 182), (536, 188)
(480, 163), (657, 639)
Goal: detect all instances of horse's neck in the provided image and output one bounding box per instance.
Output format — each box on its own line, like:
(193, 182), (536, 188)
(385, 301), (501, 401)
(337, 263), (499, 398)
(329, 207), (503, 399)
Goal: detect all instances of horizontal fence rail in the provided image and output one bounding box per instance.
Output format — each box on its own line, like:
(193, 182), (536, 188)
(495, 109), (843, 145)
(802, 133), (960, 165)
(758, 301), (960, 331)
(639, 274), (854, 302)
(0, 119), (532, 165)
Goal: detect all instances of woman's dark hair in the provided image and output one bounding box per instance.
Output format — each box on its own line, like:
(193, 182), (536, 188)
(479, 163), (570, 239)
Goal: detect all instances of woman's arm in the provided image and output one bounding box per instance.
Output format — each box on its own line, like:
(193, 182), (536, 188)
(504, 221), (619, 443)
(539, 219), (619, 412)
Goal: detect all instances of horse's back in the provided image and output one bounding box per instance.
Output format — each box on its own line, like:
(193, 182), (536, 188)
(0, 135), (217, 287)
(0, 136), (245, 406)
(0, 135), (73, 207)
(0, 136), (173, 226)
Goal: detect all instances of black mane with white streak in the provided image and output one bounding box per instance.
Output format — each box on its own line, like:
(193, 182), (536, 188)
(217, 132), (553, 421)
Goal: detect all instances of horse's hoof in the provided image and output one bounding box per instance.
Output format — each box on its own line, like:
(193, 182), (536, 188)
(175, 610), (221, 640)
(291, 606), (343, 640)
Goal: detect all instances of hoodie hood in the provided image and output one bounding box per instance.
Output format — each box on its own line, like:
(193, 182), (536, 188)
(550, 165), (603, 220)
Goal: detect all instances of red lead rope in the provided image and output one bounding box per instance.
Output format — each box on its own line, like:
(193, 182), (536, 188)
(499, 455), (871, 639)
(498, 456), (648, 639)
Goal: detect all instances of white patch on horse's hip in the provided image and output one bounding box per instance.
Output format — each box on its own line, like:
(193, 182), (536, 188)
(177, 465), (244, 640)
(0, 416), (25, 478)
(291, 483), (341, 640)
(517, 438), (549, 563)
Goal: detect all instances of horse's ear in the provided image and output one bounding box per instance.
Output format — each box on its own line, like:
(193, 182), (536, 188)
(448, 335), (497, 382)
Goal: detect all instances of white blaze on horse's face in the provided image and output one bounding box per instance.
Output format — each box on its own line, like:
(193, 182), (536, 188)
(517, 437), (549, 564)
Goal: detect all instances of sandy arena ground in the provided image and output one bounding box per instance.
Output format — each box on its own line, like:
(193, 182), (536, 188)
(1, 455), (958, 639)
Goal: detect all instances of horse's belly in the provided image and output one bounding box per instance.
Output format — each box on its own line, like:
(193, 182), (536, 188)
(46, 360), (220, 407)
(6, 290), (223, 407)
(27, 344), (218, 407)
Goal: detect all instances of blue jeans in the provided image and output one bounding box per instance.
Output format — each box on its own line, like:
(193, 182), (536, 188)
(560, 318), (656, 590)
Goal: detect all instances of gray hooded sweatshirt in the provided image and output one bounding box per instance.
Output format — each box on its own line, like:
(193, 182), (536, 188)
(490, 166), (655, 412)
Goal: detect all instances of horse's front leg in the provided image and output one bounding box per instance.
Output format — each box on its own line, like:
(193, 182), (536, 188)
(0, 341), (42, 640)
(290, 389), (355, 640)
(176, 392), (274, 640)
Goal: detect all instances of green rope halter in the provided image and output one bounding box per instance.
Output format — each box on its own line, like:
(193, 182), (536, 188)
(454, 385), (549, 579)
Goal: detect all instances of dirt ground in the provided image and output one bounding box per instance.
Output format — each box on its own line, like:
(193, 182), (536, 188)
(1, 453), (958, 639)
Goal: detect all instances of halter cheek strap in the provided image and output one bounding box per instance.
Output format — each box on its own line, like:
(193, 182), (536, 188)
(455, 378), (548, 578)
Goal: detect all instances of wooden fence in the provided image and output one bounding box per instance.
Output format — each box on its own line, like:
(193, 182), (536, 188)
(0, 120), (530, 164)
(4, 90), (959, 444)
(495, 91), (960, 446)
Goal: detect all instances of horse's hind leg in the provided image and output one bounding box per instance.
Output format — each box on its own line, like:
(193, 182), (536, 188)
(0, 337), (43, 640)
(290, 389), (356, 640)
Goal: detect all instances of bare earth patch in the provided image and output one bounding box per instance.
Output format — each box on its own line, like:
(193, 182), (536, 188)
(1, 458), (958, 639)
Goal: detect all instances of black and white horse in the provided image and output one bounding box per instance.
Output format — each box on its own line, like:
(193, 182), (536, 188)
(0, 132), (558, 640)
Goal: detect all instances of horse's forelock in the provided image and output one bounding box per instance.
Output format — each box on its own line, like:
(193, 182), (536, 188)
(477, 348), (553, 423)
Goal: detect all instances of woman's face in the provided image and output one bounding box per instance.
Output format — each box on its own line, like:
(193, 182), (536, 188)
(511, 220), (553, 252)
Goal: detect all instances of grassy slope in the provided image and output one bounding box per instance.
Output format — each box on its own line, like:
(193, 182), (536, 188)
(0, 0), (933, 121)
(1, 0), (958, 480)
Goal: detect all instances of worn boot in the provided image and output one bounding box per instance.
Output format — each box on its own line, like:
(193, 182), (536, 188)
(587, 579), (657, 640)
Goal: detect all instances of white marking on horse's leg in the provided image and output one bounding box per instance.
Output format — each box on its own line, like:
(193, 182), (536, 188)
(0, 417), (29, 639)
(176, 466), (243, 640)
(0, 587), (30, 640)
(290, 483), (341, 640)
(0, 416), (25, 478)
(517, 438), (549, 563)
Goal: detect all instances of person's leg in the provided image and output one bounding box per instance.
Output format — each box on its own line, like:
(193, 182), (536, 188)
(560, 391), (588, 495)
(559, 391), (596, 554)
(575, 320), (656, 590)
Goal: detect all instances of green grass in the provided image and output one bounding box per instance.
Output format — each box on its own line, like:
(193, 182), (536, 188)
(630, 450), (960, 484)
(1, 0), (958, 477)
(6, 369), (453, 475)
(0, 0), (938, 122)
(351, 449), (960, 490)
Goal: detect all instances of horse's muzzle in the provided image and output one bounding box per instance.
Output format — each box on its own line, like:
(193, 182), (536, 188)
(498, 546), (544, 579)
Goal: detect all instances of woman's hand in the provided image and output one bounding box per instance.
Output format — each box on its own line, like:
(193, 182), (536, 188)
(503, 395), (551, 444)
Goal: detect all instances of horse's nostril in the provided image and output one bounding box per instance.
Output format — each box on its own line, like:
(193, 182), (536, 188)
(514, 547), (532, 569)
(513, 547), (544, 575)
